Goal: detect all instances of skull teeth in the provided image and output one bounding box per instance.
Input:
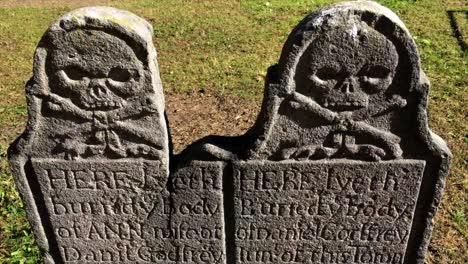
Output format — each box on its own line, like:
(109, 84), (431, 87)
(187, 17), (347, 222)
(325, 101), (363, 107)
(83, 100), (123, 110)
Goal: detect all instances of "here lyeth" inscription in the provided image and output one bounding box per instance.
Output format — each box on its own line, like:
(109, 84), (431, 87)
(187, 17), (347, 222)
(233, 161), (425, 264)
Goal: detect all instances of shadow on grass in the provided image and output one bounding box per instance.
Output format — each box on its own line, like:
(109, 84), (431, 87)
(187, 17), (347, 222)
(447, 10), (467, 52)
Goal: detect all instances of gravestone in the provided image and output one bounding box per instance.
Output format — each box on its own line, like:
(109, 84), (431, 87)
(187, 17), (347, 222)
(9, 1), (451, 264)
(8, 7), (173, 263)
(180, 1), (452, 264)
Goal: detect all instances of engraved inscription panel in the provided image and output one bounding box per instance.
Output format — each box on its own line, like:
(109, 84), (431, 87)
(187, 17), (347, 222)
(170, 161), (226, 264)
(233, 160), (425, 264)
(32, 159), (169, 263)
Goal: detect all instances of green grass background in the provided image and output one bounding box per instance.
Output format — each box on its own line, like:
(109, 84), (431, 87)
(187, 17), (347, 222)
(0, 0), (466, 263)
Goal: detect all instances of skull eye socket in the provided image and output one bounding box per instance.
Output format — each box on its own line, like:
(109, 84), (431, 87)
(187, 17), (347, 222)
(64, 66), (86, 81)
(315, 67), (341, 81)
(359, 65), (393, 93)
(108, 67), (131, 82)
(359, 65), (391, 79)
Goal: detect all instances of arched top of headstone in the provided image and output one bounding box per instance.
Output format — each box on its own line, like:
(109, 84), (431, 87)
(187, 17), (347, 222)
(44, 7), (155, 66)
(243, 0), (449, 161)
(277, 0), (418, 95)
(11, 6), (169, 162)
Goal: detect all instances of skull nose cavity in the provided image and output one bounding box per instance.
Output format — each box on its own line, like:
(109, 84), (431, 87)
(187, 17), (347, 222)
(89, 81), (109, 100)
(91, 86), (108, 99)
(341, 81), (354, 94)
(95, 86), (108, 97)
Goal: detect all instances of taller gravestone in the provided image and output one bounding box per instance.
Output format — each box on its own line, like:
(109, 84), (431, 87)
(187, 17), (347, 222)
(9, 1), (451, 264)
(180, 1), (452, 264)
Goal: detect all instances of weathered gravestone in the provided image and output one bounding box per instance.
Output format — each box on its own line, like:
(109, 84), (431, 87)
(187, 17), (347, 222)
(9, 6), (227, 264)
(9, 1), (451, 264)
(179, 1), (452, 264)
(8, 7), (175, 263)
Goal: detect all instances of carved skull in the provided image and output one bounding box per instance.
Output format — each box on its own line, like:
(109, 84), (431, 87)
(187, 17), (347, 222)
(295, 21), (398, 112)
(47, 29), (144, 111)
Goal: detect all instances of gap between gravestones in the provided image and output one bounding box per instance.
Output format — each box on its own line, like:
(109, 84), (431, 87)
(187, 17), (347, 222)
(166, 90), (260, 153)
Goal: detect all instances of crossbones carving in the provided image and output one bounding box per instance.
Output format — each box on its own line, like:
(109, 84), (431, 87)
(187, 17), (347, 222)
(38, 90), (163, 160)
(281, 91), (406, 161)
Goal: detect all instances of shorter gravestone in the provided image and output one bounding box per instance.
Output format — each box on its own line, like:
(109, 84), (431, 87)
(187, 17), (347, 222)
(9, 1), (451, 264)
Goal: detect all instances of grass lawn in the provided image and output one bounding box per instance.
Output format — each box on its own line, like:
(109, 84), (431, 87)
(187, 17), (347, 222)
(0, 0), (466, 263)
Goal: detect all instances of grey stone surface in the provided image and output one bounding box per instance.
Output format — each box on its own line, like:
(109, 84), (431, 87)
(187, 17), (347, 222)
(8, 7), (171, 263)
(9, 1), (451, 264)
(181, 1), (452, 264)
(233, 160), (424, 263)
(170, 161), (226, 263)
